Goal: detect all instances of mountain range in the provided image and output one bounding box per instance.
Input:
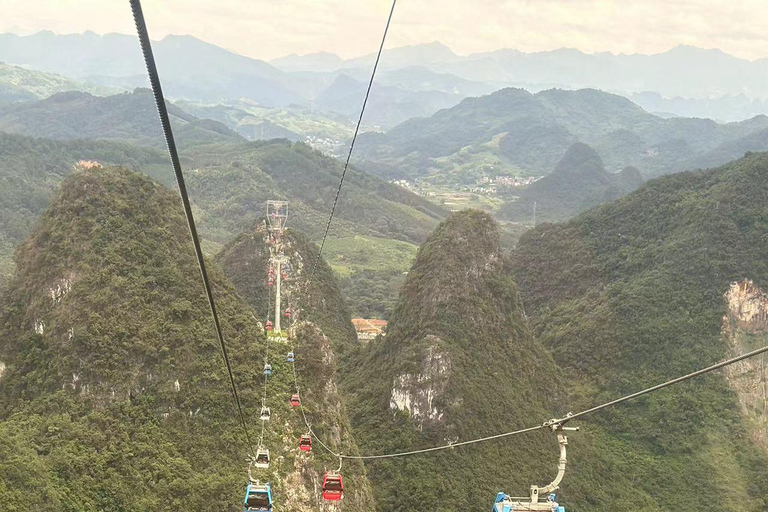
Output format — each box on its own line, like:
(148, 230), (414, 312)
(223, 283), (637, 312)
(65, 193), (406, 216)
(8, 32), (768, 126)
(2, 125), (768, 511)
(354, 87), (768, 183)
(0, 32), (478, 128)
(273, 42), (768, 121)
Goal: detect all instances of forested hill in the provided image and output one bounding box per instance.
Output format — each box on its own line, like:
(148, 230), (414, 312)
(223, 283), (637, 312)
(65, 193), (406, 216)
(498, 142), (644, 223)
(511, 152), (768, 511)
(0, 61), (118, 104)
(183, 140), (447, 246)
(354, 87), (768, 180)
(0, 88), (243, 148)
(0, 133), (445, 299)
(0, 133), (169, 288)
(216, 224), (372, 493)
(0, 167), (373, 511)
(340, 210), (566, 510)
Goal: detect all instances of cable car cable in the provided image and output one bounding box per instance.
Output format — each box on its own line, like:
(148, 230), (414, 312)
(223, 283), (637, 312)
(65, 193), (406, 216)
(309, 0), (398, 282)
(335, 342), (768, 460)
(129, 0), (256, 458)
(288, 0), (399, 462)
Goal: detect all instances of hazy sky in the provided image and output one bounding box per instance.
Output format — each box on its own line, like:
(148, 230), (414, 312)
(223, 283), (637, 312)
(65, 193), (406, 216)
(2, 0), (768, 61)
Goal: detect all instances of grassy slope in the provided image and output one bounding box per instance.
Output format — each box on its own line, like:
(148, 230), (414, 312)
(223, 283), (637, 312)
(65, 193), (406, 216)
(511, 153), (768, 511)
(323, 235), (418, 319)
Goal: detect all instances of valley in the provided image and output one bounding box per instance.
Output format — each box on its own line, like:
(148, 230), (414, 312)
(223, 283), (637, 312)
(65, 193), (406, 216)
(2, 15), (768, 512)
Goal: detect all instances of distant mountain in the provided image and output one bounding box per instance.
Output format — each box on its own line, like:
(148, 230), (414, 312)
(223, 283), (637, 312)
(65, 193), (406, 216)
(0, 62), (119, 104)
(315, 74), (461, 128)
(270, 51), (345, 73)
(630, 91), (768, 123)
(0, 89), (243, 148)
(511, 152), (768, 510)
(276, 41), (768, 121)
(498, 142), (644, 223)
(0, 32), (304, 106)
(342, 41), (460, 71)
(355, 87), (768, 181)
(375, 66), (495, 96)
(435, 45), (768, 100)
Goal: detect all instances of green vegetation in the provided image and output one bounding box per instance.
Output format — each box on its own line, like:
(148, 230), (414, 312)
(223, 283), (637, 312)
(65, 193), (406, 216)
(323, 235), (418, 318)
(0, 89), (243, 149)
(182, 140), (445, 246)
(0, 132), (170, 284)
(216, 223), (374, 499)
(511, 152), (768, 510)
(341, 210), (565, 511)
(176, 99), (355, 144)
(0, 167), (372, 511)
(0, 62), (119, 104)
(355, 87), (768, 183)
(0, 129), (445, 317)
(498, 142), (644, 223)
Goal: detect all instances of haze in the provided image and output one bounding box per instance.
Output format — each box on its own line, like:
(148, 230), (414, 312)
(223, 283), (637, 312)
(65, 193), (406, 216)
(2, 0), (768, 61)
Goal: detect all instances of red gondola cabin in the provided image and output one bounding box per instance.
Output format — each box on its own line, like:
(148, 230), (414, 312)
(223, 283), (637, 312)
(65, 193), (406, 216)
(322, 472), (343, 501)
(299, 434), (312, 451)
(290, 393), (301, 407)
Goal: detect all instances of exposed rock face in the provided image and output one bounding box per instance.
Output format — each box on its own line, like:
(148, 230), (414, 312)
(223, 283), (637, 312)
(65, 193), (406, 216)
(723, 279), (768, 451)
(0, 361), (5, 379)
(48, 275), (73, 303)
(389, 337), (451, 429)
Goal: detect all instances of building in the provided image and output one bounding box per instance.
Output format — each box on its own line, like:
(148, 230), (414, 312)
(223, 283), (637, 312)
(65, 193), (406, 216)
(351, 318), (387, 341)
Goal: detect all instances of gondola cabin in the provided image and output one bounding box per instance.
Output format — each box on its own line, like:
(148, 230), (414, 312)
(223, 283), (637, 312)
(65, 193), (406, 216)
(492, 493), (565, 512)
(299, 434), (312, 451)
(287, 351), (295, 363)
(254, 448), (270, 469)
(322, 472), (343, 501)
(244, 481), (273, 512)
(265, 321), (273, 331)
(260, 405), (271, 421)
(290, 393), (301, 407)
(263, 363), (272, 376)
(284, 308), (291, 318)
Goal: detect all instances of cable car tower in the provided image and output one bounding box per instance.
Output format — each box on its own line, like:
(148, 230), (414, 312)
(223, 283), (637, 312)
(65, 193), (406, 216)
(266, 201), (288, 339)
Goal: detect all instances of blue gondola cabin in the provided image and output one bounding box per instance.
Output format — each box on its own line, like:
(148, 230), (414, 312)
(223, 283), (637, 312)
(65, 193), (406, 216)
(244, 481), (273, 512)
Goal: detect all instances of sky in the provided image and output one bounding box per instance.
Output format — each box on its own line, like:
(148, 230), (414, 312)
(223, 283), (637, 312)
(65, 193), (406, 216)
(2, 0), (768, 61)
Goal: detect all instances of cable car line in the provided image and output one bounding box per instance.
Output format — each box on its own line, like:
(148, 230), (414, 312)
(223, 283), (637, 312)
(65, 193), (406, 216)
(129, 0), (256, 459)
(311, 342), (768, 461)
(129, 0), (768, 505)
(309, 0), (398, 282)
